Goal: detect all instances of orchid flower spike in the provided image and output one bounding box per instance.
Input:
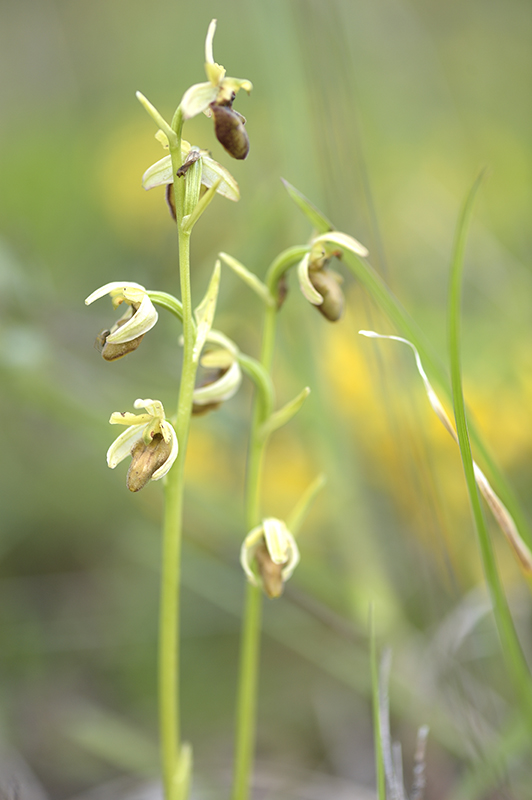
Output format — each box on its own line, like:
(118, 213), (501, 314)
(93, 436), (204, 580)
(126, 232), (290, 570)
(180, 19), (252, 159)
(85, 282), (158, 361)
(107, 399), (178, 492)
(240, 518), (300, 598)
(192, 340), (242, 415)
(297, 232), (369, 322)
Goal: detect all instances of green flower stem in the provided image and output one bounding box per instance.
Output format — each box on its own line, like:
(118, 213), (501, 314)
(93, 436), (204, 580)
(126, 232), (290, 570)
(147, 290), (186, 326)
(231, 298), (279, 800)
(232, 581), (263, 800)
(158, 112), (201, 800)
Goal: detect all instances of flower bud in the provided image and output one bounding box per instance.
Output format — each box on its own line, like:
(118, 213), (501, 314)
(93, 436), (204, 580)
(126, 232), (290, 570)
(240, 518), (299, 598)
(126, 433), (173, 492)
(211, 102), (250, 160)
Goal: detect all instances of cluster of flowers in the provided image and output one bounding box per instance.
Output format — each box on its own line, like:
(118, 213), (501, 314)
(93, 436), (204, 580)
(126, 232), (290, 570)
(85, 20), (371, 597)
(84, 22), (307, 598)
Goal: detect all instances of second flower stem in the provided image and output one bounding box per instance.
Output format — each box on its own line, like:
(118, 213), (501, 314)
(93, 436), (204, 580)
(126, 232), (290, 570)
(231, 301), (278, 800)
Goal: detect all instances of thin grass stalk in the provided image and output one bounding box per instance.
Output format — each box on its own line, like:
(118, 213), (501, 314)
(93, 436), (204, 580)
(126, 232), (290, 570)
(370, 610), (387, 800)
(448, 171), (532, 722)
(340, 251), (532, 555)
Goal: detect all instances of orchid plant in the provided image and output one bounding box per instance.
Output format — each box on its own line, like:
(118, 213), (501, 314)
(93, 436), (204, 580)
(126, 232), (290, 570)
(84, 17), (532, 800)
(85, 19), (370, 800)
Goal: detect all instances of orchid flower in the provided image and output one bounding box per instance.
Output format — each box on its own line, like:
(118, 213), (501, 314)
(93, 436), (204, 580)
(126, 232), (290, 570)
(107, 399), (178, 492)
(85, 282), (158, 360)
(240, 518), (300, 598)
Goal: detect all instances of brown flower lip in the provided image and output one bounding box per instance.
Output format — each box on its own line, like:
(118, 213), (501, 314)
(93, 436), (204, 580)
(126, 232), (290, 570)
(309, 269), (345, 322)
(254, 540), (286, 598)
(211, 100), (250, 160)
(96, 323), (145, 361)
(127, 434), (173, 492)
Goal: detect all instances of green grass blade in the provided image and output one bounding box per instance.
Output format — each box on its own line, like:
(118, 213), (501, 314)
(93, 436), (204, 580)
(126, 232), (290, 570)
(448, 170), (532, 722)
(281, 178), (333, 233)
(370, 609), (387, 800)
(339, 250), (532, 556)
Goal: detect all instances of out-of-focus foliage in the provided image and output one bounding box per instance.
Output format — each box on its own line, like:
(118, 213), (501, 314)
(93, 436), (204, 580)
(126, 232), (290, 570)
(1, 0), (531, 797)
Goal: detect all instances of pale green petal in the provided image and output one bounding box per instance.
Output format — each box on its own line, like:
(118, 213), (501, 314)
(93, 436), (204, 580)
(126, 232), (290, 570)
(109, 411), (152, 427)
(142, 155), (174, 190)
(134, 398), (165, 419)
(200, 156), (240, 201)
(204, 19), (217, 65)
(281, 533), (300, 582)
(158, 418), (175, 445)
(262, 518), (292, 564)
(240, 525), (263, 586)
(85, 281), (146, 306)
(180, 82), (218, 120)
(152, 422), (178, 480)
(205, 329), (239, 357)
(297, 253), (323, 305)
(192, 359), (242, 405)
(107, 424), (144, 468)
(205, 61), (225, 86)
(106, 293), (158, 344)
(155, 130), (170, 149)
(221, 77), (253, 95)
(200, 349), (234, 369)
(315, 230), (369, 258)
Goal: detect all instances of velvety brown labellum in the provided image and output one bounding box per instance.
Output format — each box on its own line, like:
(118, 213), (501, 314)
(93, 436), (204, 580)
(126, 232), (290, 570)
(165, 184), (177, 221)
(96, 329), (145, 361)
(126, 434), (171, 492)
(255, 540), (286, 599)
(192, 400), (222, 416)
(211, 104), (250, 160)
(191, 367), (228, 415)
(309, 269), (345, 322)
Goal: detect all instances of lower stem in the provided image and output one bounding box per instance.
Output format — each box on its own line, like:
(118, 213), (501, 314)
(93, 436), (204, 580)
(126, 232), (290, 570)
(231, 582), (263, 800)
(231, 303), (278, 800)
(159, 463), (184, 795)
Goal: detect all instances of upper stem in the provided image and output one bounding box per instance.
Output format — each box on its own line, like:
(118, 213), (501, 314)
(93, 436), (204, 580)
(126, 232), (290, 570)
(158, 108), (200, 800)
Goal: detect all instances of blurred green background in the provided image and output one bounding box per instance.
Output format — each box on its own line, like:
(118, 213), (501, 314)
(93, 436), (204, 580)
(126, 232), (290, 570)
(1, 0), (531, 797)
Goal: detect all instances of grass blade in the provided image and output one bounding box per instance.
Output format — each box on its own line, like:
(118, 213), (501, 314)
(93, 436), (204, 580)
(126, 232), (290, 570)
(448, 170), (532, 722)
(370, 609), (387, 800)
